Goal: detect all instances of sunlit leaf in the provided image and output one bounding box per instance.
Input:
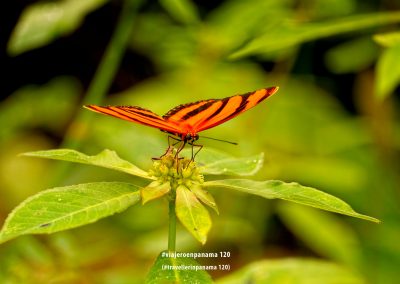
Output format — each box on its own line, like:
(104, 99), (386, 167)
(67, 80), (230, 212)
(8, 0), (109, 55)
(374, 31), (400, 47)
(229, 11), (400, 59)
(204, 179), (379, 223)
(200, 152), (264, 176)
(190, 184), (218, 214)
(0, 182), (141, 244)
(146, 250), (213, 283)
(182, 148), (264, 176)
(176, 185), (211, 244)
(216, 258), (365, 284)
(141, 180), (171, 204)
(21, 148), (153, 180)
(375, 44), (400, 100)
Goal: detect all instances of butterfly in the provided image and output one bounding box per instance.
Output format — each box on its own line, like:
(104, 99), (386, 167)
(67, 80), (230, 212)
(84, 86), (279, 158)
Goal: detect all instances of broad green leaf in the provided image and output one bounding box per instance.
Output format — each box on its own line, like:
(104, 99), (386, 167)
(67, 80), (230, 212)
(229, 11), (400, 59)
(176, 185), (211, 244)
(141, 181), (171, 204)
(374, 31), (400, 47)
(8, 0), (109, 55)
(21, 149), (153, 180)
(277, 203), (361, 265)
(204, 179), (380, 223)
(190, 184), (219, 214)
(0, 182), (141, 244)
(216, 258), (364, 284)
(159, 0), (199, 24)
(182, 148), (264, 176)
(375, 44), (400, 99)
(146, 250), (213, 283)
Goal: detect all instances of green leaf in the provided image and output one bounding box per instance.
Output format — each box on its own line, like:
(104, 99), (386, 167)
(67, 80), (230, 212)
(204, 179), (380, 223)
(182, 148), (264, 176)
(375, 44), (400, 99)
(8, 0), (109, 55)
(141, 180), (171, 204)
(0, 182), (141, 244)
(175, 185), (211, 244)
(201, 152), (264, 176)
(159, 0), (199, 24)
(21, 148), (153, 180)
(190, 184), (219, 214)
(146, 250), (213, 283)
(374, 31), (400, 47)
(216, 258), (365, 284)
(229, 11), (400, 59)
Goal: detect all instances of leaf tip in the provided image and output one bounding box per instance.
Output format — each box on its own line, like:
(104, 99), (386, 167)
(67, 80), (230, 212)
(368, 217), (381, 224)
(18, 151), (33, 157)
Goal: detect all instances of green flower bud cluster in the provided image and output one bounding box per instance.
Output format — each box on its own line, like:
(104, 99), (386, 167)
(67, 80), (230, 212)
(148, 154), (204, 191)
(143, 152), (218, 244)
(141, 153), (207, 204)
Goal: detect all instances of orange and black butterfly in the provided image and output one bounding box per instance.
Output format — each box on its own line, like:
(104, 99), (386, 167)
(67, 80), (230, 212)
(85, 86), (278, 158)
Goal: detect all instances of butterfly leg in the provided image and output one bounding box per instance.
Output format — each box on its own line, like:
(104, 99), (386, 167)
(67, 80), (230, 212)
(152, 146), (174, 161)
(175, 139), (187, 159)
(153, 136), (182, 160)
(168, 135), (182, 147)
(189, 142), (203, 163)
(173, 139), (187, 171)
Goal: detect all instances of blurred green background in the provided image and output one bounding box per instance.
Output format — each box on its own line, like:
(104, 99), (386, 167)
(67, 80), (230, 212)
(1, 0), (400, 283)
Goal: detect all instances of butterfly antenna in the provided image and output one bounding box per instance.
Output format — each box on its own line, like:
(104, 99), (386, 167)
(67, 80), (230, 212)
(200, 136), (238, 145)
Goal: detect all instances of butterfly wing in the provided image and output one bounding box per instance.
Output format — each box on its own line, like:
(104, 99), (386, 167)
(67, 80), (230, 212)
(163, 87), (278, 133)
(85, 87), (278, 137)
(84, 105), (183, 134)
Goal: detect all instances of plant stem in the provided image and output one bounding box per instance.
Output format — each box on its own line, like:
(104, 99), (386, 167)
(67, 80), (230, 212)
(49, 0), (142, 186)
(168, 195), (177, 252)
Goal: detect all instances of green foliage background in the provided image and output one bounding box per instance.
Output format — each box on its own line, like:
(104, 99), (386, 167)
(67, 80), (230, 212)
(1, 0), (400, 283)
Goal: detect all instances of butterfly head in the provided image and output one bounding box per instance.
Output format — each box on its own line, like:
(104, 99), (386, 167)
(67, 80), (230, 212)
(183, 133), (199, 143)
